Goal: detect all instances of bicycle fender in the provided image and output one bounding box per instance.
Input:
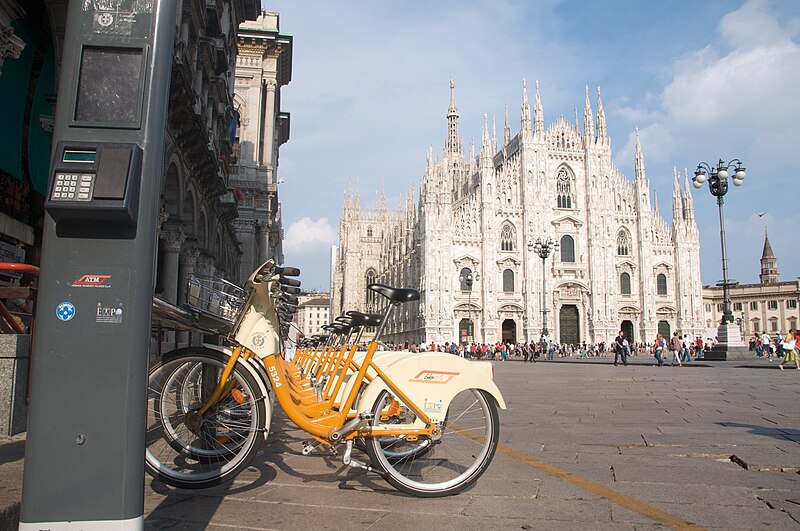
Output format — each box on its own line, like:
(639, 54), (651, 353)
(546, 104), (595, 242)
(357, 353), (506, 422)
(201, 343), (274, 440)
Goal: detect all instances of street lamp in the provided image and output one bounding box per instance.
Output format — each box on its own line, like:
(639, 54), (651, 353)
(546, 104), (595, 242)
(527, 237), (558, 338)
(458, 270), (479, 343)
(692, 158), (748, 359)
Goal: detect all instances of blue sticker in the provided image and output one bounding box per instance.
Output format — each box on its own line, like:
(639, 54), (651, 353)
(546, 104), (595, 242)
(56, 302), (76, 322)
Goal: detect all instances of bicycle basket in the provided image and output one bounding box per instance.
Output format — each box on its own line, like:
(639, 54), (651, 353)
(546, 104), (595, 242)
(185, 275), (247, 323)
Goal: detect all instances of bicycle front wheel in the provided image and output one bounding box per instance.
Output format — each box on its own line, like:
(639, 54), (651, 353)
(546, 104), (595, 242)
(365, 388), (499, 497)
(145, 348), (268, 489)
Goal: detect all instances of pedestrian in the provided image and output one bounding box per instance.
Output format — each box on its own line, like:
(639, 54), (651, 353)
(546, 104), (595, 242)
(670, 332), (682, 367)
(779, 329), (800, 370)
(614, 330), (628, 366)
(654, 334), (665, 367)
(761, 331), (773, 360)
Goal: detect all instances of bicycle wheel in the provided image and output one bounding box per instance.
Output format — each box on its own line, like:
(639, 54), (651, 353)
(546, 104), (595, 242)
(145, 348), (268, 489)
(365, 388), (499, 497)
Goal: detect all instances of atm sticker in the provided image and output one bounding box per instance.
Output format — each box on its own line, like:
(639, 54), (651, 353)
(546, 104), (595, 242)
(96, 303), (123, 324)
(72, 275), (112, 288)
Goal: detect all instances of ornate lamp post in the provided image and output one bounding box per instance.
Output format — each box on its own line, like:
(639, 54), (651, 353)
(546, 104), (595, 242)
(692, 158), (749, 360)
(528, 237), (558, 338)
(458, 270), (479, 342)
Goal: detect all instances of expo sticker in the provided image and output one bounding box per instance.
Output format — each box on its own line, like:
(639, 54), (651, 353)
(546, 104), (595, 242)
(96, 303), (123, 324)
(56, 302), (76, 322)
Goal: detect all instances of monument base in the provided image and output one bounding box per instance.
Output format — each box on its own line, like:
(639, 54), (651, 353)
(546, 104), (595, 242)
(704, 344), (753, 361)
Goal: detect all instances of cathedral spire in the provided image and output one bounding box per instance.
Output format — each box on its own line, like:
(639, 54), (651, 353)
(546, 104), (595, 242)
(445, 79), (462, 155)
(583, 85), (595, 142)
(521, 79), (532, 134)
(534, 80), (544, 137)
(596, 86), (608, 145)
(672, 167), (682, 221)
(480, 113), (491, 168)
(469, 139), (476, 174)
(492, 114), (497, 154)
(634, 128), (646, 181)
(682, 168), (695, 219)
(354, 177), (360, 209)
(504, 102), (510, 146)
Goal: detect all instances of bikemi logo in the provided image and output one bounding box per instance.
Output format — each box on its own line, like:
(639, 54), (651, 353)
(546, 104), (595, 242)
(409, 370), (460, 384)
(72, 274), (112, 288)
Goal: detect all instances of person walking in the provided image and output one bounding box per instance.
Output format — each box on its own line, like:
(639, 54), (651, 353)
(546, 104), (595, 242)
(614, 330), (628, 366)
(654, 334), (665, 367)
(670, 332), (682, 367)
(779, 329), (800, 370)
(761, 331), (773, 360)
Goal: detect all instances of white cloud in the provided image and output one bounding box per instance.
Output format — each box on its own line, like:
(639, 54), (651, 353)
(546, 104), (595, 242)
(283, 217), (337, 255)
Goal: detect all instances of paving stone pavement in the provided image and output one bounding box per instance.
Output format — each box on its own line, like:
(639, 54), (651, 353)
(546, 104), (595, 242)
(3, 358), (800, 530)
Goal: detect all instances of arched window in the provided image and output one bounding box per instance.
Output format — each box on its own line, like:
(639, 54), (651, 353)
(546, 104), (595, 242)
(656, 273), (667, 295)
(500, 222), (515, 252)
(617, 229), (630, 256)
(366, 269), (377, 312)
(556, 168), (574, 209)
(503, 269), (514, 292)
(560, 235), (575, 263)
(366, 226), (373, 238)
(620, 272), (631, 295)
(459, 267), (473, 292)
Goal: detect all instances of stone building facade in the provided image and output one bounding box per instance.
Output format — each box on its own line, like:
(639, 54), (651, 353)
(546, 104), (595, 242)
(703, 234), (800, 340)
(229, 12), (292, 284)
(332, 81), (705, 347)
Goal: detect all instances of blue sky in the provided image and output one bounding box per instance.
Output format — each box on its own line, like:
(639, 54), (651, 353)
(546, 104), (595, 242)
(265, 0), (800, 291)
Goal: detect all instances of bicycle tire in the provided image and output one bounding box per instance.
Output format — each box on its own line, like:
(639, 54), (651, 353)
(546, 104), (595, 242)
(365, 388), (499, 497)
(145, 347), (268, 489)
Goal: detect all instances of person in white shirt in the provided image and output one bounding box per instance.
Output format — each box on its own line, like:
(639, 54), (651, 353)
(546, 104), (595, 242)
(761, 331), (773, 360)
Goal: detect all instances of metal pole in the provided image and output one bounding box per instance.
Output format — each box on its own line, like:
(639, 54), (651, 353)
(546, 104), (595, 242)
(717, 194), (733, 325)
(541, 254), (549, 336)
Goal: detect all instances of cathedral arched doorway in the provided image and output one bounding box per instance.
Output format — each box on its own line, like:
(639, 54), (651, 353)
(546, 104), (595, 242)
(459, 318), (473, 343)
(502, 319), (516, 344)
(658, 320), (671, 339)
(559, 305), (579, 345)
(621, 320), (634, 344)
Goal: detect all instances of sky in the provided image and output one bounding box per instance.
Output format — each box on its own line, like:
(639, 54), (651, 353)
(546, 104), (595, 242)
(265, 0), (800, 292)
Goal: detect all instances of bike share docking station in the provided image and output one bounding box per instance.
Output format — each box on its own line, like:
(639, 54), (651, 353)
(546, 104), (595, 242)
(20, 2), (176, 529)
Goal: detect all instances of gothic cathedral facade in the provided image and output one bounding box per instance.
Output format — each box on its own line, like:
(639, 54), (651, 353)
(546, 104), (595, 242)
(331, 81), (704, 347)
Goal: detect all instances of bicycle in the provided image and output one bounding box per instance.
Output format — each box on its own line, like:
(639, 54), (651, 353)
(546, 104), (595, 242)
(146, 260), (506, 497)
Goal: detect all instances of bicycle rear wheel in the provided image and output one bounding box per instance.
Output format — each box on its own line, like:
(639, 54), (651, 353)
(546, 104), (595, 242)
(145, 348), (268, 489)
(365, 388), (499, 497)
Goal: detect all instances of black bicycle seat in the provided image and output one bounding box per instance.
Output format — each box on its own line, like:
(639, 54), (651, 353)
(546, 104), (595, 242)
(345, 310), (383, 327)
(367, 284), (420, 303)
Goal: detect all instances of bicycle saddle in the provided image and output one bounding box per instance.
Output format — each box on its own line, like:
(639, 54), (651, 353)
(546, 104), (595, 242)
(367, 284), (420, 303)
(345, 310), (383, 328)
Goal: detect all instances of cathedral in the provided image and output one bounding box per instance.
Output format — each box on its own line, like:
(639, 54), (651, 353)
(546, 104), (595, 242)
(331, 81), (705, 347)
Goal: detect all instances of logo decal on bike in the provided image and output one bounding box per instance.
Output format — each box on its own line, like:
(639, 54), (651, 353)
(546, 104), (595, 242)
(56, 302), (76, 322)
(423, 398), (443, 413)
(251, 333), (266, 348)
(268, 365), (282, 388)
(409, 371), (460, 384)
(71, 275), (112, 288)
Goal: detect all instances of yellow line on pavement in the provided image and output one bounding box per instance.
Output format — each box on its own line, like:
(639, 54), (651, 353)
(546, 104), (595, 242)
(496, 443), (705, 531)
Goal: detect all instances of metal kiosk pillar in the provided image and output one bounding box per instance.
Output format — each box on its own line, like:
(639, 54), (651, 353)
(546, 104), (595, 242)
(20, 2), (176, 529)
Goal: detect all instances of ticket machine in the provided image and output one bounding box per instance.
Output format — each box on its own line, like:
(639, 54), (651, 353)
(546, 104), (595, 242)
(20, 2), (176, 529)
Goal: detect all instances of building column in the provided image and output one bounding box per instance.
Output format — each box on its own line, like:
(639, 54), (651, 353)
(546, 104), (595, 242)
(178, 247), (200, 306)
(159, 227), (185, 304)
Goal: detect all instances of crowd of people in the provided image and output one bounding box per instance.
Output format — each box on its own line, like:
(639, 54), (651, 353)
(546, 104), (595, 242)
(381, 332), (723, 364)
(748, 329), (800, 369)
(380, 330), (800, 369)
